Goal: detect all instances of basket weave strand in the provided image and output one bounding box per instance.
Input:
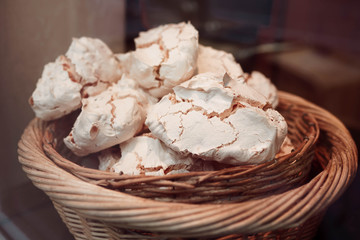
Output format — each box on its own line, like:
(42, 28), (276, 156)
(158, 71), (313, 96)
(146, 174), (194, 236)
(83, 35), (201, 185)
(38, 91), (319, 204)
(18, 91), (357, 239)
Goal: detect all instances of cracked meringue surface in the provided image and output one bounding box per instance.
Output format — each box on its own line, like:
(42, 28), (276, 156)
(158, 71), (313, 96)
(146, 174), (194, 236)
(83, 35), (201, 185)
(229, 71), (279, 108)
(29, 55), (83, 121)
(98, 134), (195, 176)
(146, 73), (287, 165)
(30, 22), (292, 170)
(30, 37), (122, 120)
(65, 37), (122, 97)
(117, 22), (198, 98)
(196, 45), (243, 79)
(196, 45), (278, 108)
(245, 71), (279, 108)
(64, 75), (157, 156)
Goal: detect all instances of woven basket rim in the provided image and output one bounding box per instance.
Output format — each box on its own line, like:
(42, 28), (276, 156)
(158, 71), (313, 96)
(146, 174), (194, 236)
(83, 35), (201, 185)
(17, 91), (358, 237)
(38, 95), (320, 204)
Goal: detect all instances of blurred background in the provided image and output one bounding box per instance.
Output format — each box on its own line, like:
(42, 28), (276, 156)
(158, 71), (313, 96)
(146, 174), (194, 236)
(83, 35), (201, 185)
(1, 0), (359, 239)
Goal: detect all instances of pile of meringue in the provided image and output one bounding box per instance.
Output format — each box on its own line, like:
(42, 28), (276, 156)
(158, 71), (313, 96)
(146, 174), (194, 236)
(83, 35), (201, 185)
(30, 22), (292, 176)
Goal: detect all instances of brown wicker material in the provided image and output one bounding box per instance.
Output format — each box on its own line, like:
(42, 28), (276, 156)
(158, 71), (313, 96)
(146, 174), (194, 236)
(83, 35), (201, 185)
(18, 91), (358, 239)
(37, 91), (319, 204)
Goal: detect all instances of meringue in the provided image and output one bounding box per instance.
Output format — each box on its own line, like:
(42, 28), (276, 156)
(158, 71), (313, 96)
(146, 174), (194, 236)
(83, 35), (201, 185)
(30, 22), (289, 170)
(98, 134), (195, 176)
(117, 22), (198, 98)
(98, 147), (121, 172)
(146, 73), (287, 165)
(196, 45), (243, 79)
(30, 37), (122, 120)
(65, 37), (122, 97)
(229, 71), (279, 108)
(29, 55), (82, 121)
(64, 75), (157, 156)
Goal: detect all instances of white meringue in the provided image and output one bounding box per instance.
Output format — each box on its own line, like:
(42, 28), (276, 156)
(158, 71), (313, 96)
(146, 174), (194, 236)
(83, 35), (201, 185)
(229, 71), (279, 108)
(245, 71), (278, 108)
(196, 45), (243, 79)
(146, 73), (287, 165)
(98, 135), (195, 176)
(29, 55), (82, 121)
(98, 147), (121, 172)
(66, 37), (122, 97)
(64, 75), (157, 156)
(30, 37), (122, 121)
(117, 22), (199, 98)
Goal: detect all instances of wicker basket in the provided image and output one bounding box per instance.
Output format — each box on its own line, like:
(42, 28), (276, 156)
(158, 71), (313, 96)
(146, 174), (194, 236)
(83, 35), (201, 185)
(38, 91), (319, 204)
(18, 91), (358, 239)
